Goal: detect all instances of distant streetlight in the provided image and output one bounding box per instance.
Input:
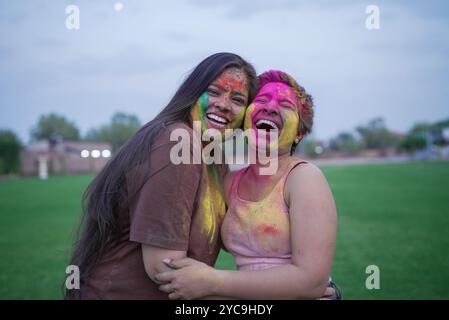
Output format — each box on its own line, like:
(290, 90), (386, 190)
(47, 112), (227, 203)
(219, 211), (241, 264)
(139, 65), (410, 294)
(102, 150), (111, 158)
(81, 150), (90, 158)
(91, 150), (101, 158)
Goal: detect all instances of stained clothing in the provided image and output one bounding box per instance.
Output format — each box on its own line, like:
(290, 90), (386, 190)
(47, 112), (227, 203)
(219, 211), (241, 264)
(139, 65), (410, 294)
(76, 122), (226, 299)
(221, 157), (342, 299)
(221, 158), (307, 271)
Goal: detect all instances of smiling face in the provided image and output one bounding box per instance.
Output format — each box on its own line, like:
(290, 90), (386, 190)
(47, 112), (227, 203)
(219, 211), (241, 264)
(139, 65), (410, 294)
(244, 82), (301, 155)
(190, 67), (249, 136)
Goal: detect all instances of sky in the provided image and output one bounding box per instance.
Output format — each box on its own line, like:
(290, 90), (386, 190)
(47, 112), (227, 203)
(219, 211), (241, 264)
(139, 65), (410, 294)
(0, 0), (448, 143)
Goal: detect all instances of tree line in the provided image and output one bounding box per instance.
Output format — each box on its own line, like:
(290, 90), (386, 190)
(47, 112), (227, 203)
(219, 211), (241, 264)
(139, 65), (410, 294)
(0, 113), (447, 175)
(0, 112), (141, 175)
(297, 117), (449, 158)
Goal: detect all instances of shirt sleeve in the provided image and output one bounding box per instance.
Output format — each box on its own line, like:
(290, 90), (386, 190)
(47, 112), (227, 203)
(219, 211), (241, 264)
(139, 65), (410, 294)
(128, 130), (202, 251)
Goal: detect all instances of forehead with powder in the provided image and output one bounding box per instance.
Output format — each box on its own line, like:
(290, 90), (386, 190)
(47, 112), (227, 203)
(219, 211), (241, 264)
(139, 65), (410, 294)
(256, 82), (298, 108)
(212, 67), (249, 96)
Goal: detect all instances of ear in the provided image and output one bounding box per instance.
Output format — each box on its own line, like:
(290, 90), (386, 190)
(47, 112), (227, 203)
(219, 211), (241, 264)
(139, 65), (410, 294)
(295, 132), (304, 145)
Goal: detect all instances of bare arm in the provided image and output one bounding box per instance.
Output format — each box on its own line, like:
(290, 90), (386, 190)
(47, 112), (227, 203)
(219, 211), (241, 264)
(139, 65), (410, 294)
(141, 245), (187, 284)
(157, 163), (337, 299)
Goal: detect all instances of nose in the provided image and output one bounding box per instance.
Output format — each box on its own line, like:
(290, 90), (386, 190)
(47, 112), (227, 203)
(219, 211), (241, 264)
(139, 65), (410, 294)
(261, 104), (279, 116)
(215, 94), (232, 113)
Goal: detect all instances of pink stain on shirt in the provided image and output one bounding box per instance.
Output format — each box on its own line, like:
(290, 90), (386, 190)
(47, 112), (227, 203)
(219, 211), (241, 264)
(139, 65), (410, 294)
(257, 224), (278, 236)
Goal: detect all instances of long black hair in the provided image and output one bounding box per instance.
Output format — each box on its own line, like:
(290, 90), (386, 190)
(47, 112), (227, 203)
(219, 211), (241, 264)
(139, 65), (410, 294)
(65, 53), (257, 298)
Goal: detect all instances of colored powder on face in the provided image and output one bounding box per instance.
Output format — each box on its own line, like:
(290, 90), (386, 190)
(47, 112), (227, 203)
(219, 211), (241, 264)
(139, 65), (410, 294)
(222, 103), (248, 141)
(216, 68), (248, 93)
(192, 89), (248, 138)
(233, 106), (246, 129)
(243, 103), (256, 131)
(212, 69), (248, 133)
(243, 83), (300, 154)
(276, 111), (299, 152)
(275, 83), (298, 107)
(190, 92), (209, 132)
(198, 92), (209, 119)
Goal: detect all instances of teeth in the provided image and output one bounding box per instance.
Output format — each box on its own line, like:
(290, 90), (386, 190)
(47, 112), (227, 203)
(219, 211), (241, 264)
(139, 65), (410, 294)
(206, 114), (228, 124)
(256, 119), (279, 130)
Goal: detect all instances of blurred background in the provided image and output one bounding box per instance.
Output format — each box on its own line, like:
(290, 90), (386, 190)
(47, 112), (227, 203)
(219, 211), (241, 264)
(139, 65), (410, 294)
(0, 0), (448, 299)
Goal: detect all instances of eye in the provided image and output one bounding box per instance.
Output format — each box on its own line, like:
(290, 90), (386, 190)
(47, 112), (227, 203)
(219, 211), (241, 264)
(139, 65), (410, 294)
(232, 97), (246, 105)
(206, 87), (220, 96)
(280, 102), (295, 110)
(254, 97), (268, 104)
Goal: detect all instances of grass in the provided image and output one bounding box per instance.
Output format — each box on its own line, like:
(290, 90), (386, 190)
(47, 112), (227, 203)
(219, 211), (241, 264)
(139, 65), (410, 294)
(0, 161), (448, 299)
(323, 161), (449, 299)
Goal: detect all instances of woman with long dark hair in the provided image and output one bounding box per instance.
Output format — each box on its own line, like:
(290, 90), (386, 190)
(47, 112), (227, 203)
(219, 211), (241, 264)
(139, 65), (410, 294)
(65, 53), (258, 299)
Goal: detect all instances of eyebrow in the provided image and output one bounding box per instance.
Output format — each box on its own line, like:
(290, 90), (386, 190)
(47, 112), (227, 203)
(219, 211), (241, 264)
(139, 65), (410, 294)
(255, 93), (297, 107)
(233, 91), (247, 98)
(255, 93), (270, 99)
(210, 83), (248, 98)
(279, 98), (296, 105)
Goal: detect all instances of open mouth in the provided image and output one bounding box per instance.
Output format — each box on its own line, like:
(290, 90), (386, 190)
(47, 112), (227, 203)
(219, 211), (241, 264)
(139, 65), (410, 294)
(255, 119), (279, 131)
(206, 113), (229, 126)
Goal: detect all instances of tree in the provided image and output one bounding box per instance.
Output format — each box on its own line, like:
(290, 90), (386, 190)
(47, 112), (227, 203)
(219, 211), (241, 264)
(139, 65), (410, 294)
(31, 113), (80, 142)
(409, 122), (446, 147)
(0, 130), (22, 174)
(85, 112), (141, 152)
(400, 133), (427, 153)
(356, 118), (398, 150)
(400, 122), (431, 153)
(329, 132), (362, 155)
(409, 122), (435, 133)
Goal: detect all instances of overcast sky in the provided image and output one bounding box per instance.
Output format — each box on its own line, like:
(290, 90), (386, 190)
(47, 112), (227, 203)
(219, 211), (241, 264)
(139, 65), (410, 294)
(1, 0), (448, 143)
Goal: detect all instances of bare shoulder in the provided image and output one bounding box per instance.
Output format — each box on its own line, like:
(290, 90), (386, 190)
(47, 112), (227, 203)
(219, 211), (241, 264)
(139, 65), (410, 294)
(288, 161), (326, 182)
(285, 160), (336, 220)
(285, 161), (331, 198)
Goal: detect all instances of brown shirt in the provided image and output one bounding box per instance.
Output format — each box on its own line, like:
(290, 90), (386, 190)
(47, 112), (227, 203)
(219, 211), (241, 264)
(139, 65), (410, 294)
(78, 122), (227, 299)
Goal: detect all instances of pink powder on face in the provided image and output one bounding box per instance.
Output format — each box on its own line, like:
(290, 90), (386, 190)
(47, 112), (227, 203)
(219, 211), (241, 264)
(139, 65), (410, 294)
(246, 82), (300, 152)
(252, 82), (298, 114)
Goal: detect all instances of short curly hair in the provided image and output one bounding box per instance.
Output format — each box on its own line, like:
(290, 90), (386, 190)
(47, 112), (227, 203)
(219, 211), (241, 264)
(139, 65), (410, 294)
(258, 70), (314, 153)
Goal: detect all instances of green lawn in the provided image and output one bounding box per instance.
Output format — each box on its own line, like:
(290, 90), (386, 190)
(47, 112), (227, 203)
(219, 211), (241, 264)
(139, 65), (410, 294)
(1, 161), (448, 299)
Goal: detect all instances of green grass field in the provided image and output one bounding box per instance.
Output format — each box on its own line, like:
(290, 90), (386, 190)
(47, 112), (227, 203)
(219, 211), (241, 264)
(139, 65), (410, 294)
(1, 161), (448, 299)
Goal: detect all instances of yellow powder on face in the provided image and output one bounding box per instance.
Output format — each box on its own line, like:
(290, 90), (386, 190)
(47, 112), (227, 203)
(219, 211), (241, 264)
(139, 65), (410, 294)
(243, 104), (255, 131)
(275, 111), (299, 153)
(190, 94), (208, 132)
(233, 107), (246, 129)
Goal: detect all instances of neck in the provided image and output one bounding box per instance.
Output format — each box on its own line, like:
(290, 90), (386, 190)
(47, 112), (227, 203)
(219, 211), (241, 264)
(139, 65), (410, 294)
(248, 152), (291, 178)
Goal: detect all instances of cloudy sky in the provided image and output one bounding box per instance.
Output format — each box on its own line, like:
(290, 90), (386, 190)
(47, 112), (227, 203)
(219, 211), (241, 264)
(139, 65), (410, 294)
(1, 0), (448, 143)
